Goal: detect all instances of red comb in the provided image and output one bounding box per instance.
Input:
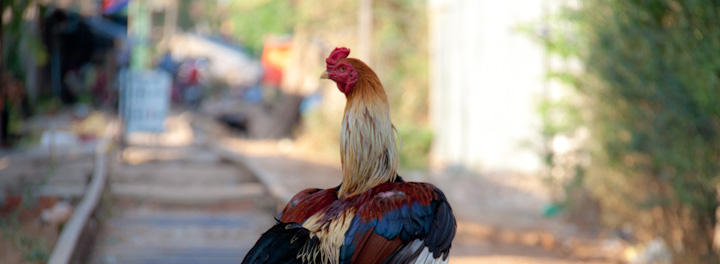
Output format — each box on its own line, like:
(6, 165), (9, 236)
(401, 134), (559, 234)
(326, 47), (350, 70)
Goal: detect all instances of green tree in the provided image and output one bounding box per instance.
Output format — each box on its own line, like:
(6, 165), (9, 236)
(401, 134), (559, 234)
(227, 0), (296, 56)
(536, 0), (720, 262)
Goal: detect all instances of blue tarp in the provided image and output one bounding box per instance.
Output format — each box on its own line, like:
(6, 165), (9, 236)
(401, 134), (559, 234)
(103, 0), (130, 15)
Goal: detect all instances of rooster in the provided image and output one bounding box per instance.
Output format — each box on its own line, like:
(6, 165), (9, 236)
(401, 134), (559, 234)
(243, 48), (456, 264)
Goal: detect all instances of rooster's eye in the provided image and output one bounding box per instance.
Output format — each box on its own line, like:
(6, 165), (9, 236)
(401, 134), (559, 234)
(340, 66), (346, 72)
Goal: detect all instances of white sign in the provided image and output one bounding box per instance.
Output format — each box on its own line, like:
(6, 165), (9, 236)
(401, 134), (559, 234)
(119, 69), (171, 133)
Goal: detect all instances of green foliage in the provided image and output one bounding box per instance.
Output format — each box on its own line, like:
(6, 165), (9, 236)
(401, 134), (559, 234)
(177, 0), (221, 32)
(20, 236), (50, 263)
(2, 0), (48, 80)
(396, 123), (433, 170)
(174, 0), (274, 59)
(1, 210), (50, 264)
(228, 0), (296, 56)
(177, 0), (296, 56)
(374, 0), (430, 123)
(535, 0), (720, 262)
(373, 0), (431, 169)
(2, 0), (48, 147)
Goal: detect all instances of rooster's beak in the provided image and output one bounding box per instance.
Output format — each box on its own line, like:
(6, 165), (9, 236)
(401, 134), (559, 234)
(320, 70), (329, 79)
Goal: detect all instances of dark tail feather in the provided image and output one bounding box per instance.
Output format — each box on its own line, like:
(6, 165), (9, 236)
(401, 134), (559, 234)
(242, 222), (310, 264)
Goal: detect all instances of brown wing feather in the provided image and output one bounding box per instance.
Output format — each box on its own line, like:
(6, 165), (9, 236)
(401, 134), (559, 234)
(280, 187), (338, 223)
(351, 226), (404, 264)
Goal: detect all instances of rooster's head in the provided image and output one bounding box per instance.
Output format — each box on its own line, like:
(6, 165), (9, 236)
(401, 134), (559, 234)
(321, 47), (358, 95)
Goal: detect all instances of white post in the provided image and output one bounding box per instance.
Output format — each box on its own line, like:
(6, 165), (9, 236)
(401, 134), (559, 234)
(357, 0), (372, 65)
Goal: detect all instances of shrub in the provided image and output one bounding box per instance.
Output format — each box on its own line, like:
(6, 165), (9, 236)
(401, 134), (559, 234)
(537, 1), (720, 262)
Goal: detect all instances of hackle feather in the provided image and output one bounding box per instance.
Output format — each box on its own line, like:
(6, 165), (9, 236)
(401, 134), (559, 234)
(338, 58), (399, 198)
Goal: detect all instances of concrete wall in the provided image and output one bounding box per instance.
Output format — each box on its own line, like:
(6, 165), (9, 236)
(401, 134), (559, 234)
(428, 0), (547, 173)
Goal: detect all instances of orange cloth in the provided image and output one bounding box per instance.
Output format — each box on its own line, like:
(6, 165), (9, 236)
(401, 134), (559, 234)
(261, 41), (292, 87)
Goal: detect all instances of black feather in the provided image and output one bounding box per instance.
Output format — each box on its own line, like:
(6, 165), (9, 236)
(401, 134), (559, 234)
(242, 222), (310, 264)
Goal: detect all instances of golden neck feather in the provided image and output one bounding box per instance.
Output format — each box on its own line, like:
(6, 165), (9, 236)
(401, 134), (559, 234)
(338, 64), (399, 198)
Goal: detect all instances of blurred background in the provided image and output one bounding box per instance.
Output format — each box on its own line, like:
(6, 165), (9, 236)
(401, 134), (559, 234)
(1, 0), (719, 263)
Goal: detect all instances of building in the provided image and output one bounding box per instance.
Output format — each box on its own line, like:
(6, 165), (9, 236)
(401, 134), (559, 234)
(428, 0), (548, 173)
